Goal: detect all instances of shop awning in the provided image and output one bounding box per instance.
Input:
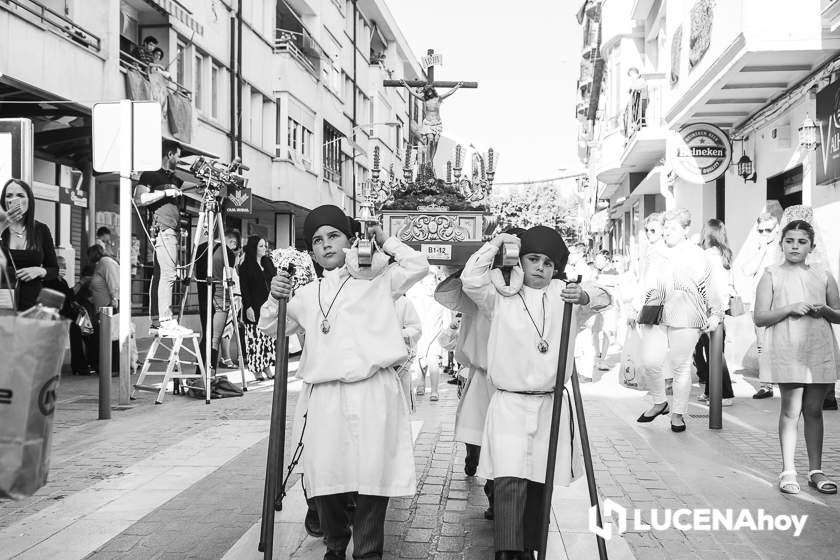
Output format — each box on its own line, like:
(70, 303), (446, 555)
(630, 165), (665, 198)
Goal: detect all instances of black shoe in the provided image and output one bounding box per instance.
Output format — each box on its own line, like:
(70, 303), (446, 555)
(671, 420), (686, 433)
(753, 386), (774, 399)
(637, 403), (669, 423)
(447, 377), (460, 385)
(824, 398), (838, 411)
(495, 552), (520, 560)
(484, 505), (494, 520)
(304, 507), (323, 538)
(465, 463), (477, 476)
(323, 550), (345, 560)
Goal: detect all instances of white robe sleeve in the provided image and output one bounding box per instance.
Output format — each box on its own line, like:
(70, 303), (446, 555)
(382, 237), (430, 299)
(461, 243), (500, 315)
(401, 298), (423, 346)
(258, 294), (302, 336)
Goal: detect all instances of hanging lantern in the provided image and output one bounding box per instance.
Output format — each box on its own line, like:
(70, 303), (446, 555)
(736, 154), (755, 182)
(798, 114), (820, 151)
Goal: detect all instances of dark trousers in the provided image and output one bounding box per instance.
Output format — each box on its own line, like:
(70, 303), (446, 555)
(465, 443), (480, 471)
(89, 323), (120, 374)
(494, 477), (544, 552)
(313, 492), (389, 559)
(68, 322), (90, 373)
(693, 330), (734, 398)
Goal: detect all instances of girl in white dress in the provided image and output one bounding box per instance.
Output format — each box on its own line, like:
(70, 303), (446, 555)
(754, 219), (840, 495)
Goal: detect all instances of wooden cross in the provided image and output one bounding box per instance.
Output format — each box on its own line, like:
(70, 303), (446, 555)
(383, 49), (478, 90)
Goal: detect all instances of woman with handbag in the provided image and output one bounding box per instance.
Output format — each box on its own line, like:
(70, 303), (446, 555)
(0, 179), (59, 311)
(635, 209), (726, 432)
(693, 219), (735, 405)
(239, 236), (276, 381)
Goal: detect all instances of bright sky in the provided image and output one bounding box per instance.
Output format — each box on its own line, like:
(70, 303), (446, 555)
(386, 0), (584, 183)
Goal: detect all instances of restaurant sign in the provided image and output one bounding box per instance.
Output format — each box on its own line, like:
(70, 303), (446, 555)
(816, 80), (840, 185)
(672, 123), (731, 183)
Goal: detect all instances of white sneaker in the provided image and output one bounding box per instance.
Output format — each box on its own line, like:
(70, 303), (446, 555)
(157, 318), (193, 337)
(697, 394), (710, 403)
(722, 398), (734, 407)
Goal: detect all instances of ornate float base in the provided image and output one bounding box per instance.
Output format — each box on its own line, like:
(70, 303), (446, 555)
(382, 210), (492, 266)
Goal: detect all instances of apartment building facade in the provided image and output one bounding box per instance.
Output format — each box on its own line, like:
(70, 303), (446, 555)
(577, 0), (840, 282)
(1, 0), (422, 313)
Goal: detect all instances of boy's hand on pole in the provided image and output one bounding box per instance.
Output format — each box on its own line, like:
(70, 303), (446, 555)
(367, 224), (388, 246)
(270, 271), (293, 300)
(561, 276), (587, 304)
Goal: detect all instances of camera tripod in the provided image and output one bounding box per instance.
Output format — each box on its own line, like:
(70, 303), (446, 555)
(177, 185), (249, 394)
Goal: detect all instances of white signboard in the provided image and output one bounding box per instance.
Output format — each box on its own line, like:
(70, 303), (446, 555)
(92, 101), (162, 173)
(0, 133), (11, 187)
(420, 244), (452, 260)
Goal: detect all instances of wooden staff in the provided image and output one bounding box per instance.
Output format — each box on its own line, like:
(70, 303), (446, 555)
(570, 363), (609, 560)
(258, 265), (295, 557)
(537, 276), (578, 560)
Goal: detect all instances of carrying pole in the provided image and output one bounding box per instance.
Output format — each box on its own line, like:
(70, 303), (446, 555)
(537, 276), (579, 560)
(708, 324), (724, 430)
(570, 364), (609, 560)
(258, 266), (294, 557)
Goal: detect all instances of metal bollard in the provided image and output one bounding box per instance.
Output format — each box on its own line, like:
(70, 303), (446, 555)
(98, 307), (113, 420)
(708, 324), (724, 430)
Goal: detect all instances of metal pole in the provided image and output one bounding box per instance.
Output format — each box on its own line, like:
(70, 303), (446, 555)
(538, 276), (579, 560)
(258, 266), (293, 557)
(98, 307), (113, 420)
(570, 365), (608, 560)
(708, 324), (724, 430)
(205, 204), (214, 405)
(118, 100), (133, 405)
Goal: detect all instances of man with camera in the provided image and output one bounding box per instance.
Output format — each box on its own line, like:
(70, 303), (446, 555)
(134, 139), (192, 337)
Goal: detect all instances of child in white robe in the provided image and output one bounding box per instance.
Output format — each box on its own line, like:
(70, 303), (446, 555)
(461, 226), (610, 560)
(259, 204), (428, 560)
(395, 295), (422, 411)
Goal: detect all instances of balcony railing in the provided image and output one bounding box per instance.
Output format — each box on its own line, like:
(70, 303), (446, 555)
(623, 76), (664, 143)
(274, 29), (322, 77)
(0, 0), (102, 52)
(119, 48), (192, 100)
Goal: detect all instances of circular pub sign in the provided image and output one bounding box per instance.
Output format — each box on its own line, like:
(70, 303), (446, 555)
(673, 123), (732, 183)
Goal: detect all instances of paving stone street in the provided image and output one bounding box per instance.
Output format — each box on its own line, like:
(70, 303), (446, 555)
(1, 337), (839, 560)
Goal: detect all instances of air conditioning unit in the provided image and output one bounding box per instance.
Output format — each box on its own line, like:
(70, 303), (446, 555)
(769, 124), (790, 150)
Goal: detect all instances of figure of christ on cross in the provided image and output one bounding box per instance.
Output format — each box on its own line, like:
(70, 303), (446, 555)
(384, 49), (477, 177)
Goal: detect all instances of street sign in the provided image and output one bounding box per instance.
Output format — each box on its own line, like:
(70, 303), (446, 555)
(92, 101), (162, 172)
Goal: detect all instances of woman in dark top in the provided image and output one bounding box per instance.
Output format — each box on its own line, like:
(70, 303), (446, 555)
(0, 179), (58, 310)
(239, 236), (276, 381)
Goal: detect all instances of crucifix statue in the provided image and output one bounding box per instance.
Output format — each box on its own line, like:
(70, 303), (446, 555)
(384, 49), (477, 177)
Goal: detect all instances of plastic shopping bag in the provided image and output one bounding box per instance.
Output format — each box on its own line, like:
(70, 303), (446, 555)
(0, 315), (69, 499)
(620, 327), (645, 389)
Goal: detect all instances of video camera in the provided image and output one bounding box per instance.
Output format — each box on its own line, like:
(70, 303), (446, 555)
(188, 156), (249, 196)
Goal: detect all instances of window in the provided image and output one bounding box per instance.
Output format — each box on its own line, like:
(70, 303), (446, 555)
(174, 41), (186, 86)
(251, 93), (263, 145)
(194, 54), (204, 110)
(211, 64), (220, 118)
(323, 121), (343, 184)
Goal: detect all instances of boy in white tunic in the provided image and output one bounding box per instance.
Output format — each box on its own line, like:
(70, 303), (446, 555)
(462, 226), (609, 560)
(259, 204), (428, 560)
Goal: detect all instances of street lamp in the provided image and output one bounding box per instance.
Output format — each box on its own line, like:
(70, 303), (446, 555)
(798, 114), (820, 151)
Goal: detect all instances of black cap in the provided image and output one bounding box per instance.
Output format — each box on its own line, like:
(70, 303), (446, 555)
(519, 225), (569, 270)
(303, 205), (353, 249)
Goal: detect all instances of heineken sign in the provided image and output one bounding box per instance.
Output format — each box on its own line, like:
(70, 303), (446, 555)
(673, 123), (732, 183)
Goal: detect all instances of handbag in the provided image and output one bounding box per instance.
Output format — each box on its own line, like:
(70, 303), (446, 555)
(637, 304), (664, 325)
(727, 295), (745, 317)
(0, 247), (19, 311)
(74, 307), (94, 336)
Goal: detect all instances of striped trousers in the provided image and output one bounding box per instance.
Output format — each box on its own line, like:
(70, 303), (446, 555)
(494, 477), (545, 552)
(313, 493), (389, 559)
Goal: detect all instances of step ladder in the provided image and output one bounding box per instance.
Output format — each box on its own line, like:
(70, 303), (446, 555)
(133, 332), (208, 404)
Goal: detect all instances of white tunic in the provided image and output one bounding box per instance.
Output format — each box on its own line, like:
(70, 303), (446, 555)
(461, 243), (609, 483)
(258, 237), (428, 497)
(434, 274), (494, 446)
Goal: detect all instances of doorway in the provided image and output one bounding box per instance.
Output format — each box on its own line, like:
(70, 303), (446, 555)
(766, 165), (803, 209)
